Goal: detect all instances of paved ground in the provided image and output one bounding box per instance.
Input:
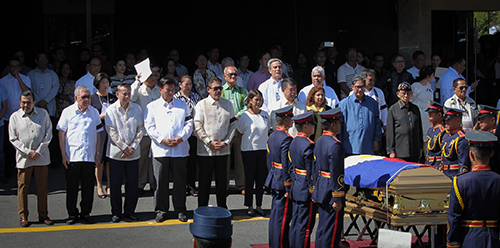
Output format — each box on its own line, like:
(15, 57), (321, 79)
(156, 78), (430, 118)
(0, 165), (382, 247)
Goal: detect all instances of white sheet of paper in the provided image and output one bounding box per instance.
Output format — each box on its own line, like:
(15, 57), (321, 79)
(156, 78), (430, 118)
(434, 67), (448, 78)
(378, 228), (412, 248)
(134, 58), (152, 83)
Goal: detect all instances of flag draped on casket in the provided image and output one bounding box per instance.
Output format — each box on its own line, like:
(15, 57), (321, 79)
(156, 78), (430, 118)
(344, 155), (431, 188)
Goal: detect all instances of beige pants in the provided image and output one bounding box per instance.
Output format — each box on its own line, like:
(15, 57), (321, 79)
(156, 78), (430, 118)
(18, 165), (48, 218)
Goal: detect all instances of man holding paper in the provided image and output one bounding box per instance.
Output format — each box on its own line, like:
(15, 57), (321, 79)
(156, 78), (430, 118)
(131, 58), (161, 194)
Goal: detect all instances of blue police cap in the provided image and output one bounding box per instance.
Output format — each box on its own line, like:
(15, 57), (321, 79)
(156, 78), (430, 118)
(465, 130), (498, 147)
(477, 105), (499, 118)
(318, 108), (342, 121)
(291, 111), (316, 124)
(189, 206), (233, 239)
(443, 107), (464, 120)
(274, 105), (294, 117)
(425, 101), (444, 112)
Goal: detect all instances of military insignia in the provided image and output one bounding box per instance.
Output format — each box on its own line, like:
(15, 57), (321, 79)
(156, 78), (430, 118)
(309, 186), (315, 193)
(338, 175), (344, 185)
(284, 179), (292, 187)
(37, 119), (42, 124)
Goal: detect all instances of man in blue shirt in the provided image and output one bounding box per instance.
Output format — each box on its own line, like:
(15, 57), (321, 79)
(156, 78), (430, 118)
(339, 75), (382, 155)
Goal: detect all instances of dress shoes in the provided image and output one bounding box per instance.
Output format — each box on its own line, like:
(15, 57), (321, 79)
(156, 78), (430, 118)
(66, 216), (78, 225)
(155, 214), (165, 223)
(20, 217), (29, 227)
(124, 214), (138, 221)
(80, 215), (95, 224)
(178, 213), (188, 222)
(39, 217), (54, 225)
(111, 215), (122, 223)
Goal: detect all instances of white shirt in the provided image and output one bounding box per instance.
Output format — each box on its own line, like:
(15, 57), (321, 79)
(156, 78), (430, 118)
(131, 80), (161, 111)
(407, 66), (420, 79)
(75, 71), (113, 95)
(364, 87), (388, 127)
(27, 67), (59, 116)
(258, 77), (284, 113)
(57, 103), (103, 162)
(75, 72), (97, 94)
(270, 98), (307, 137)
(411, 82), (434, 139)
(105, 100), (144, 161)
(237, 110), (270, 151)
(0, 73), (32, 121)
(144, 97), (193, 158)
(297, 82), (339, 108)
(337, 62), (365, 99)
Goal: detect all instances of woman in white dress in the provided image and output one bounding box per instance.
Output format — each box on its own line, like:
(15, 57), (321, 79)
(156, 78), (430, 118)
(411, 66), (434, 140)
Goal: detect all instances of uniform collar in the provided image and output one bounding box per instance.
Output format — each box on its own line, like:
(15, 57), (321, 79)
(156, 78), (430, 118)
(472, 165), (491, 171)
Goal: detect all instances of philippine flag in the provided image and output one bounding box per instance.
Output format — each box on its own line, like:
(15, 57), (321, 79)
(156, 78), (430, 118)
(344, 155), (432, 188)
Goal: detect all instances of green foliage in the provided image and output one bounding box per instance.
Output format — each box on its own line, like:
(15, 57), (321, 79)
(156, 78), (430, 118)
(474, 11), (500, 36)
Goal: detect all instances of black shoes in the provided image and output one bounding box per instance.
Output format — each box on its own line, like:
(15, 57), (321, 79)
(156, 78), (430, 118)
(178, 213), (188, 222)
(111, 215), (121, 223)
(124, 214), (138, 221)
(66, 216), (78, 225)
(80, 215), (94, 224)
(155, 214), (165, 223)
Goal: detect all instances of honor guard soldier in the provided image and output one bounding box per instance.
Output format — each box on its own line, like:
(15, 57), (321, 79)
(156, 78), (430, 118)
(447, 130), (500, 248)
(474, 105), (499, 172)
(265, 105), (294, 248)
(425, 101), (445, 168)
(289, 111), (317, 248)
(440, 108), (470, 179)
(311, 108), (345, 248)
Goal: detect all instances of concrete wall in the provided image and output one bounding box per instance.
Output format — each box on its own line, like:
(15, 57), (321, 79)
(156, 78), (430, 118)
(398, 0), (500, 66)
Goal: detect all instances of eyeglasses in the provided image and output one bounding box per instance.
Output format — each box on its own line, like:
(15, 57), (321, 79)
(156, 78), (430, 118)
(395, 60), (405, 64)
(353, 85), (365, 89)
(210, 86), (223, 91)
(457, 86), (467, 90)
(225, 73), (238, 77)
(78, 95), (91, 99)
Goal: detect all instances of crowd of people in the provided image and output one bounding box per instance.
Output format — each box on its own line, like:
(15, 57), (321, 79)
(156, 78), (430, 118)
(1, 40), (500, 247)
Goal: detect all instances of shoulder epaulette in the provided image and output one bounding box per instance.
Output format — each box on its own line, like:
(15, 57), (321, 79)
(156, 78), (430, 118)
(457, 130), (465, 137)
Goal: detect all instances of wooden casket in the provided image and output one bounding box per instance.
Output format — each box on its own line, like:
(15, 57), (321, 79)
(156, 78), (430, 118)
(344, 156), (452, 226)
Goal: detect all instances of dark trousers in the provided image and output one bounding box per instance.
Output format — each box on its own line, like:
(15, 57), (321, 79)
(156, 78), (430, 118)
(3, 121), (15, 177)
(65, 162), (95, 217)
(198, 155), (228, 208)
(109, 158), (139, 217)
(186, 136), (198, 189)
(153, 156), (187, 215)
(0, 125), (5, 176)
(269, 190), (293, 248)
(49, 116), (61, 166)
(242, 150), (267, 207)
(315, 202), (343, 248)
(290, 200), (317, 248)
